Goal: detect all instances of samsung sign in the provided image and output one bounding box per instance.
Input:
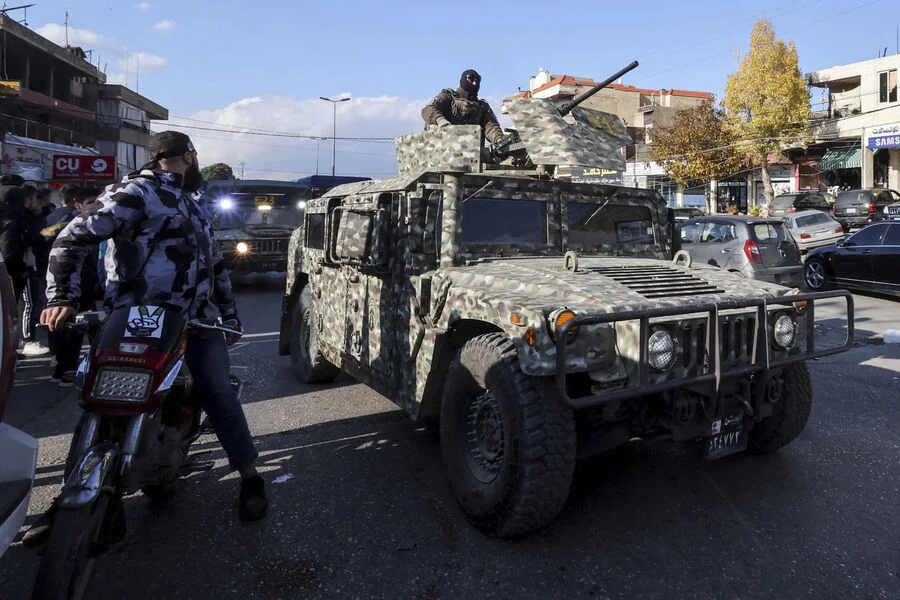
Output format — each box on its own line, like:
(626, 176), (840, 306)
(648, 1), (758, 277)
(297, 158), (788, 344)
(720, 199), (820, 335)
(865, 123), (900, 149)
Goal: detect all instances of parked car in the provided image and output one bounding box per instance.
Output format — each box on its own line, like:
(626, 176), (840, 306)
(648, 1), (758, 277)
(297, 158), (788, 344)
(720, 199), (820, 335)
(804, 220), (900, 295)
(767, 191), (833, 218)
(679, 215), (803, 287)
(784, 210), (845, 252)
(884, 196), (900, 221)
(832, 188), (900, 231)
(0, 251), (37, 559)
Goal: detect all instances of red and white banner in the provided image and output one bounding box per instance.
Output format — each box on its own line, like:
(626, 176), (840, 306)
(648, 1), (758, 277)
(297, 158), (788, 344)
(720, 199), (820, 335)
(52, 155), (116, 180)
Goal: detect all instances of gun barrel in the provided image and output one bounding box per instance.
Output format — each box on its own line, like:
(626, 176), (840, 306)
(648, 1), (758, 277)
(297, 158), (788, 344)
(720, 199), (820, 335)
(557, 60), (640, 117)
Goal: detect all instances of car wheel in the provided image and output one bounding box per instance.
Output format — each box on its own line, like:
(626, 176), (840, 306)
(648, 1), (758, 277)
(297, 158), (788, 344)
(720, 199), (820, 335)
(440, 333), (576, 537)
(290, 287), (339, 384)
(804, 258), (829, 291)
(747, 363), (812, 454)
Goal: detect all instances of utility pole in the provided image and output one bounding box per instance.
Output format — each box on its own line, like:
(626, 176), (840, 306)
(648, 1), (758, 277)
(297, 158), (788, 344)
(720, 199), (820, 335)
(238, 160), (245, 180)
(319, 96), (350, 176)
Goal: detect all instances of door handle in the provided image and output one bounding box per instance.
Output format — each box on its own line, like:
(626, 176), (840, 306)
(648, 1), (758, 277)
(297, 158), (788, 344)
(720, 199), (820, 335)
(861, 249), (873, 254)
(721, 248), (733, 253)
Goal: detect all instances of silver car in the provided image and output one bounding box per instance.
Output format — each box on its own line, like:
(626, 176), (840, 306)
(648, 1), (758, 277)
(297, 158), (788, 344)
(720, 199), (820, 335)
(784, 210), (845, 252)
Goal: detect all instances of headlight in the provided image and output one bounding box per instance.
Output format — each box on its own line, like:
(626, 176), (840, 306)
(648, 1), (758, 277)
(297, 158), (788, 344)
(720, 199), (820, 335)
(549, 308), (577, 338)
(236, 242), (250, 254)
(92, 368), (153, 402)
(219, 197), (234, 210)
(648, 328), (678, 371)
(772, 314), (797, 350)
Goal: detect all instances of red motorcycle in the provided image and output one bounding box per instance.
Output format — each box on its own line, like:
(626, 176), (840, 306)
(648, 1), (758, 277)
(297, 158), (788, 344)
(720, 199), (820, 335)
(31, 306), (241, 600)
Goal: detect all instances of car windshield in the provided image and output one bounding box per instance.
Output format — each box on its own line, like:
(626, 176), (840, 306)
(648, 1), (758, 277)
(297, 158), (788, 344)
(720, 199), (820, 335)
(795, 213), (833, 227)
(772, 195), (798, 207)
(205, 185), (311, 231)
(460, 197), (548, 245)
(567, 201), (656, 248)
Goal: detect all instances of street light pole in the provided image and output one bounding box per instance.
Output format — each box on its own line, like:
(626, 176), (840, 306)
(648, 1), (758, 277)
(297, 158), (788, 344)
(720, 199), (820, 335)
(311, 136), (327, 175)
(319, 96), (350, 176)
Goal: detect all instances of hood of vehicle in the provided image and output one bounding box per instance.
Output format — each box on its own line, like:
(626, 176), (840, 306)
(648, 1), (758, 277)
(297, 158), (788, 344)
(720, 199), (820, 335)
(440, 256), (792, 314)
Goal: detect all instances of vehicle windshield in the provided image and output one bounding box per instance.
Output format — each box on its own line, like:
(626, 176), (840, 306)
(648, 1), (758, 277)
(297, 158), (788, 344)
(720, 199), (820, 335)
(203, 183), (311, 231)
(461, 197), (549, 245)
(795, 213), (833, 227)
(567, 201), (656, 249)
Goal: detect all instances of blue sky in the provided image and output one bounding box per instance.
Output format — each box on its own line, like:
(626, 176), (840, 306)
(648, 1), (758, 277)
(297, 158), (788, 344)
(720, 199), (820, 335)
(18, 0), (899, 179)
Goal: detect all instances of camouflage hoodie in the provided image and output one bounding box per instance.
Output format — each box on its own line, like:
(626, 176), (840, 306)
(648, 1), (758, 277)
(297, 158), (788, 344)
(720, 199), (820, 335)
(46, 169), (236, 321)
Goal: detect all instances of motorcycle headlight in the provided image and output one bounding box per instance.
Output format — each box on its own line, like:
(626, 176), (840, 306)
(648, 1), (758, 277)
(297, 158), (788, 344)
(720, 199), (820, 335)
(772, 314), (797, 350)
(92, 368), (153, 402)
(648, 328), (678, 371)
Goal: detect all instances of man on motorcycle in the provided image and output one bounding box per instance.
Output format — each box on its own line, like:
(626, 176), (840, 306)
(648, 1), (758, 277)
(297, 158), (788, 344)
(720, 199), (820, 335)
(27, 131), (267, 545)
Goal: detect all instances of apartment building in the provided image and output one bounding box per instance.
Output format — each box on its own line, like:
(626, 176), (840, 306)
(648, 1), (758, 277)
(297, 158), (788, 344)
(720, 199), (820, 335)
(804, 53), (900, 191)
(0, 13), (167, 184)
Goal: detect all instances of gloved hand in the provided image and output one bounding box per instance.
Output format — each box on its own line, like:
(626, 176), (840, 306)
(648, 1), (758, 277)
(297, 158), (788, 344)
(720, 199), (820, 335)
(435, 117), (451, 128)
(221, 315), (243, 346)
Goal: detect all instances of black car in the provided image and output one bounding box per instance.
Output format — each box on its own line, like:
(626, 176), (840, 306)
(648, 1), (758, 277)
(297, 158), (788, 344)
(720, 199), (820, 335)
(804, 220), (900, 295)
(767, 191), (833, 218)
(832, 188), (900, 231)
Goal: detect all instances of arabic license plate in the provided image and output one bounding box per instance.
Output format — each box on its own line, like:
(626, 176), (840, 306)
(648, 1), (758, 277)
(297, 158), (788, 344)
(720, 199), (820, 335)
(260, 261), (281, 271)
(845, 207), (857, 214)
(704, 410), (747, 460)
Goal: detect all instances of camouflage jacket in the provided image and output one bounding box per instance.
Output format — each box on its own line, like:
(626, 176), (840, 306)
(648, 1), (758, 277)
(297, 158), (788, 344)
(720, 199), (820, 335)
(421, 87), (504, 144)
(46, 169), (236, 321)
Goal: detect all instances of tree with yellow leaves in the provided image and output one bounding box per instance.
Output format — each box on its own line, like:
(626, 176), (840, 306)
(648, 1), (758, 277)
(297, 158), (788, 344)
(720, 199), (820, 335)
(724, 18), (810, 205)
(648, 100), (743, 214)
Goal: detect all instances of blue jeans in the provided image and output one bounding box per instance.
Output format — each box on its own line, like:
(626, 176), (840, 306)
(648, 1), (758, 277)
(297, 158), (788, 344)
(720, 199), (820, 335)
(184, 330), (258, 471)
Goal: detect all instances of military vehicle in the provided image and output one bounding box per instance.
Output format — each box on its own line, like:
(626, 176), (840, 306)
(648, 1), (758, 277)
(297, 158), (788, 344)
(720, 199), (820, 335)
(202, 179), (310, 274)
(278, 62), (854, 537)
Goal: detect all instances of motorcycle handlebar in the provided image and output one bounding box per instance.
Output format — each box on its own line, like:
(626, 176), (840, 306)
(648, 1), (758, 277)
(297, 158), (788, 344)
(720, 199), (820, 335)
(186, 320), (242, 338)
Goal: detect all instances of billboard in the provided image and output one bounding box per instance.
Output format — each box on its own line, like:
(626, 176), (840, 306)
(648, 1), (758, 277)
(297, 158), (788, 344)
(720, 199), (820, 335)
(52, 155), (116, 180)
(0, 81), (21, 96)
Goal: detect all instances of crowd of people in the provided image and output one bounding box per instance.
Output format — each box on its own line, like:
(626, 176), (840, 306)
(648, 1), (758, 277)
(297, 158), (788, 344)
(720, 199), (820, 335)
(0, 174), (101, 386)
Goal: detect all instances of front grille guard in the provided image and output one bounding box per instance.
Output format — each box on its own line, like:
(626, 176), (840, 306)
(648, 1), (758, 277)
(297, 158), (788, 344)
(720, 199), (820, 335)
(554, 290), (854, 410)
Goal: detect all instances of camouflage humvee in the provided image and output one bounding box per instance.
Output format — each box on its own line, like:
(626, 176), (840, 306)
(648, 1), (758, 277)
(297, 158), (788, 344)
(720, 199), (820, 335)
(278, 66), (854, 537)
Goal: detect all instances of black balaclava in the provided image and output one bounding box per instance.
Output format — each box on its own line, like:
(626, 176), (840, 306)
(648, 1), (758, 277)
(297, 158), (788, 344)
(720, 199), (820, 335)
(460, 69), (481, 97)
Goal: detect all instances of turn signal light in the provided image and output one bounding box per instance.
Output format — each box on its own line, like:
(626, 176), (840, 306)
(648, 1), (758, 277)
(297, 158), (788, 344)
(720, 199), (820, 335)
(743, 239), (763, 264)
(869, 202), (877, 213)
(834, 226), (843, 233)
(554, 310), (577, 333)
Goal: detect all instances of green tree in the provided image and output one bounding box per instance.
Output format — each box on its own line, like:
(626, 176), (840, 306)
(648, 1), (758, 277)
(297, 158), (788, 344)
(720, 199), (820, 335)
(648, 100), (744, 214)
(724, 18), (810, 205)
(201, 162), (235, 181)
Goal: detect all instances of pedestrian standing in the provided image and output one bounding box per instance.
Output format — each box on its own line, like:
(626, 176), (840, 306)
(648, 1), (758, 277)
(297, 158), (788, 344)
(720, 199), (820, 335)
(0, 175), (28, 323)
(21, 187), (53, 356)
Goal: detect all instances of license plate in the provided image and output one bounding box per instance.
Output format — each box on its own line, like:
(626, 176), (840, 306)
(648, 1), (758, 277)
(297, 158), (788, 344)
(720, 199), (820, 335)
(260, 262), (281, 271)
(845, 207), (857, 214)
(704, 410), (747, 460)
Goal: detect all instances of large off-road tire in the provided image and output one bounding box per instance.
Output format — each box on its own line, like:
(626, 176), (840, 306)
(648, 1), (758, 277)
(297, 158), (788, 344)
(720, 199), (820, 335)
(747, 363), (812, 455)
(31, 497), (110, 600)
(290, 287), (339, 384)
(440, 333), (576, 537)
(804, 257), (830, 291)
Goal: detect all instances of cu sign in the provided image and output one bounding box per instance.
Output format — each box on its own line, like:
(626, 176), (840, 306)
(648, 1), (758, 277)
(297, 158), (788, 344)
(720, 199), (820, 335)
(52, 154), (116, 180)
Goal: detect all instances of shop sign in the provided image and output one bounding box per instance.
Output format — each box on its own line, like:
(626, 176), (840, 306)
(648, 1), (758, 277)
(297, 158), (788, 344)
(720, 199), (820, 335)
(865, 123), (900, 149)
(1, 143), (43, 180)
(52, 155), (116, 180)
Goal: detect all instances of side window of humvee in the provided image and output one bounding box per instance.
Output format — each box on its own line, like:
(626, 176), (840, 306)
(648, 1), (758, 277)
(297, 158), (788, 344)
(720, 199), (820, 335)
(305, 213), (326, 250)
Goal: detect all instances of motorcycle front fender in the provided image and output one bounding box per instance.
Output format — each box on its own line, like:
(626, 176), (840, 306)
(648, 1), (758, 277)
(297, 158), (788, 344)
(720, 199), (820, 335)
(59, 442), (119, 508)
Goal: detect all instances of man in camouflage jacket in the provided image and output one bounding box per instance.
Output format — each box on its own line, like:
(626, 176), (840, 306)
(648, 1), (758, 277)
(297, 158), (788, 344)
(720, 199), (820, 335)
(422, 69), (505, 145)
(35, 132), (267, 535)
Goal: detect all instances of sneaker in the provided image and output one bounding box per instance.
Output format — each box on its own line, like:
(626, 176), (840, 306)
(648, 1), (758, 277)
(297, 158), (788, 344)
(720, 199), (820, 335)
(238, 475), (268, 521)
(21, 341), (50, 357)
(57, 375), (74, 388)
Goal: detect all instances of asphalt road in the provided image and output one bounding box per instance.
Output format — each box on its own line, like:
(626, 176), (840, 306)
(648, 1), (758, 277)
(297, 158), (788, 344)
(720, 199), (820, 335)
(1, 277), (898, 600)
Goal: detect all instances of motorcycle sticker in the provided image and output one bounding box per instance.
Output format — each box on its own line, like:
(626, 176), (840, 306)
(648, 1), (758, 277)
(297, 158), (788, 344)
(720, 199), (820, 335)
(125, 305), (165, 338)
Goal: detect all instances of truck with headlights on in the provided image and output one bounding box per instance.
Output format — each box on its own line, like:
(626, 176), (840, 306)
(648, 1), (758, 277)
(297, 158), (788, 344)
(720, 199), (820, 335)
(278, 61), (854, 537)
(202, 179), (311, 275)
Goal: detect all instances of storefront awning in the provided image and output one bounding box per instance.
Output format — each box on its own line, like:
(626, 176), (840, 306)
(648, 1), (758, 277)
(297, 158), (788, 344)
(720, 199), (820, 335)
(815, 147), (862, 171)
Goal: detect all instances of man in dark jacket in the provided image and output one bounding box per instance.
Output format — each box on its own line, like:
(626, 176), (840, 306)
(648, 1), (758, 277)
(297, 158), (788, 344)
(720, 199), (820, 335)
(421, 69), (505, 145)
(46, 183), (80, 226)
(24, 131), (266, 548)
(0, 174), (28, 300)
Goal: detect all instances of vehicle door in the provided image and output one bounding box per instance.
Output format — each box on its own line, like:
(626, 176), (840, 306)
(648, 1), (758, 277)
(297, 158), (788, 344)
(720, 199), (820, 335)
(330, 201), (394, 382)
(679, 221), (715, 266)
(873, 222), (900, 291)
(749, 222), (800, 267)
(831, 223), (887, 286)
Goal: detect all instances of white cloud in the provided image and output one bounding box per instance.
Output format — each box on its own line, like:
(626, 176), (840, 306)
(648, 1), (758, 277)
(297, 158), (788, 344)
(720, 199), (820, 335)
(36, 23), (167, 83)
(166, 95), (430, 180)
(134, 2), (151, 10)
(152, 20), (175, 32)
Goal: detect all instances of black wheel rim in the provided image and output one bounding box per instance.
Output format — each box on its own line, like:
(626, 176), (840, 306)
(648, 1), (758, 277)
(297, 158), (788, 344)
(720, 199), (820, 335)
(805, 261), (825, 289)
(465, 389), (505, 484)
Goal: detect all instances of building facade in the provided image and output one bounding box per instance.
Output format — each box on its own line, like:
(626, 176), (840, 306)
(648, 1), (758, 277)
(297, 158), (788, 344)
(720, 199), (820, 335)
(0, 13), (167, 184)
(804, 54), (900, 192)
